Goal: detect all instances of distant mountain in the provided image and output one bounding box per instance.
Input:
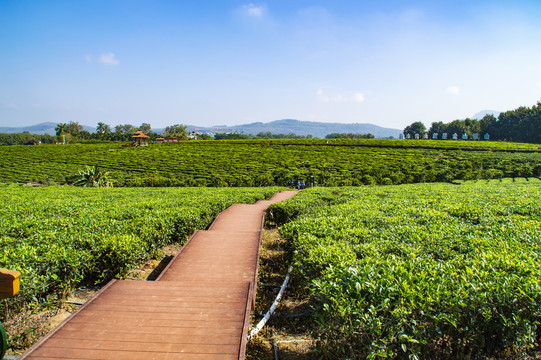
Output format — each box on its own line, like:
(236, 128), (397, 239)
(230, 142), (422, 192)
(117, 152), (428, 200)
(1, 119), (402, 138)
(187, 119), (401, 138)
(472, 110), (500, 119)
(0, 122), (94, 135)
(0, 122), (58, 135)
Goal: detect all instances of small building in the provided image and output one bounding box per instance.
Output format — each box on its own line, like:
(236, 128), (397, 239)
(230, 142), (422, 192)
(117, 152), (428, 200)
(131, 131), (150, 146)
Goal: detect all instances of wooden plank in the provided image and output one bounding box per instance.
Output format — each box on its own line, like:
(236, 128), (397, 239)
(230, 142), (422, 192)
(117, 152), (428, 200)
(26, 348), (237, 360)
(154, 229), (200, 282)
(101, 285), (248, 297)
(18, 280), (119, 360)
(18, 191), (299, 360)
(44, 329), (240, 345)
(59, 322), (243, 337)
(66, 315), (244, 328)
(92, 293), (248, 303)
(104, 282), (250, 293)
(157, 275), (256, 282)
(74, 310), (245, 323)
(38, 338), (240, 355)
(89, 298), (246, 310)
(85, 302), (245, 314)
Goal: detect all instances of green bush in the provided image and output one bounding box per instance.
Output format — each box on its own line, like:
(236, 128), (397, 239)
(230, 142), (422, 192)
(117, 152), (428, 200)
(1, 140), (539, 187)
(276, 180), (541, 359)
(0, 185), (285, 313)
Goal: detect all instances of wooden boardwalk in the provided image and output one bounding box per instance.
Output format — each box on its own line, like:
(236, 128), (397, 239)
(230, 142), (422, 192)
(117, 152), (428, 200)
(19, 191), (297, 360)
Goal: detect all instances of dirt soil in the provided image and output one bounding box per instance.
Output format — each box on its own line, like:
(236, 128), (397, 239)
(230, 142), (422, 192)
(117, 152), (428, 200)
(246, 228), (319, 360)
(2, 287), (99, 355)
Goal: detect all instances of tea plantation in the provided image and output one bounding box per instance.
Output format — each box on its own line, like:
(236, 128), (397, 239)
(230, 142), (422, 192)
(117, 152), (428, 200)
(268, 179), (541, 359)
(0, 185), (284, 310)
(2, 138), (541, 358)
(1, 139), (540, 186)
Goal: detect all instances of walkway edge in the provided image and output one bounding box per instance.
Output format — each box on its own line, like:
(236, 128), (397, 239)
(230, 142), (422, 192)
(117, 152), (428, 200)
(18, 280), (118, 360)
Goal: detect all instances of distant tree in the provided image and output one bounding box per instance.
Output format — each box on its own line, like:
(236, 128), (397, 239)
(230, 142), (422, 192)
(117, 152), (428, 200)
(58, 133), (72, 143)
(96, 122), (111, 134)
(256, 132), (273, 138)
(55, 123), (67, 136)
(403, 122), (427, 138)
(66, 121), (83, 135)
(445, 119), (469, 138)
(496, 103), (541, 143)
(428, 121), (446, 139)
(214, 132), (250, 140)
(114, 124), (136, 135)
(255, 132), (309, 139)
(139, 123), (151, 133)
(325, 133), (375, 139)
(165, 124), (188, 139)
(415, 100), (541, 144)
(78, 130), (91, 141)
(479, 114), (497, 137)
(198, 133), (212, 140)
(464, 118), (481, 135)
(124, 124), (136, 134)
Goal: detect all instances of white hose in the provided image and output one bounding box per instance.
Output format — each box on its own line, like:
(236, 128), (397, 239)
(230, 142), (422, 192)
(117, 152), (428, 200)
(247, 264), (293, 341)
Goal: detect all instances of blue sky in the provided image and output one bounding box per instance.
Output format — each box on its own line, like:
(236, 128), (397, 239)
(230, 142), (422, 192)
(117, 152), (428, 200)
(1, 1), (541, 130)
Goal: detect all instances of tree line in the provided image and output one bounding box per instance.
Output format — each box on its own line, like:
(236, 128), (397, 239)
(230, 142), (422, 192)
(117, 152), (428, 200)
(325, 133), (375, 139)
(403, 101), (541, 143)
(214, 131), (312, 140)
(52, 122), (191, 143)
(0, 133), (57, 146)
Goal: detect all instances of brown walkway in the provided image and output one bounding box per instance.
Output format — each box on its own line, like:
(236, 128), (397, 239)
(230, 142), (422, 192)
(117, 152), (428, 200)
(19, 191), (297, 360)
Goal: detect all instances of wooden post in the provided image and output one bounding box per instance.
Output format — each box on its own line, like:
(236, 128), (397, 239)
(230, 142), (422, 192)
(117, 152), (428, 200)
(0, 268), (20, 299)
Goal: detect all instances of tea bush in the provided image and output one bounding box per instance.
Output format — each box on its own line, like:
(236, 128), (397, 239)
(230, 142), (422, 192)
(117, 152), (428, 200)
(269, 179), (541, 359)
(1, 139), (540, 187)
(0, 185), (283, 313)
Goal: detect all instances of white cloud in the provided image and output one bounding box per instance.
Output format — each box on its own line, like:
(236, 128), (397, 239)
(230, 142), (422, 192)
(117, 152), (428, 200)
(317, 88), (330, 102)
(447, 86), (460, 95)
(333, 94), (348, 103)
(98, 53), (120, 66)
(2, 102), (17, 109)
(317, 89), (366, 103)
(85, 53), (120, 66)
(240, 3), (266, 18)
(354, 93), (365, 102)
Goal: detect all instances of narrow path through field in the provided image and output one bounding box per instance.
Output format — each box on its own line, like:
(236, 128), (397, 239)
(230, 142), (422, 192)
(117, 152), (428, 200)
(18, 190), (297, 360)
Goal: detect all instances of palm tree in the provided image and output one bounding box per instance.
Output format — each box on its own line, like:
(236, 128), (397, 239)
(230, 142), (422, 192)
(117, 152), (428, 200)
(96, 122), (110, 134)
(55, 123), (67, 136)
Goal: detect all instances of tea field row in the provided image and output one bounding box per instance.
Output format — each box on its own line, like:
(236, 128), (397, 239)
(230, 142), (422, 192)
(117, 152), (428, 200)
(1, 139), (541, 186)
(268, 179), (541, 359)
(0, 185), (284, 313)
